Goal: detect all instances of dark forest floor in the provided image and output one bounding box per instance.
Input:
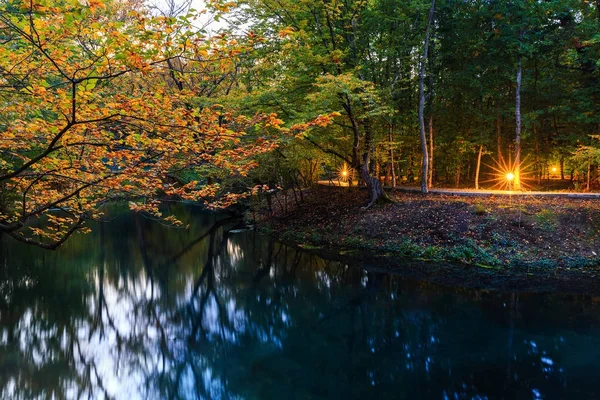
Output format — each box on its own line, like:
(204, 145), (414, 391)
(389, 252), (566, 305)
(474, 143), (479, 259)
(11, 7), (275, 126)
(256, 186), (600, 294)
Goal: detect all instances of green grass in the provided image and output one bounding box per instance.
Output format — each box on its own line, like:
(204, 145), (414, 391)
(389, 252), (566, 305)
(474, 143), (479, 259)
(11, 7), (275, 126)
(536, 209), (558, 231)
(263, 221), (598, 271)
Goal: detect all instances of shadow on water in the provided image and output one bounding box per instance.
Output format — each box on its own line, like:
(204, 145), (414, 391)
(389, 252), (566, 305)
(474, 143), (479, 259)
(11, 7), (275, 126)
(1, 204), (600, 399)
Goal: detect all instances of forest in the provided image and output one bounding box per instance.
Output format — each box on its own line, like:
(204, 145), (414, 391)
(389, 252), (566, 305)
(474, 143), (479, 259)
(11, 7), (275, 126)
(0, 0), (599, 246)
(3, 1), (600, 398)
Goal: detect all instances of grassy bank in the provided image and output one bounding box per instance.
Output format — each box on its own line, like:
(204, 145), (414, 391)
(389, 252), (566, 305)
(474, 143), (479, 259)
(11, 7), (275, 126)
(256, 186), (600, 271)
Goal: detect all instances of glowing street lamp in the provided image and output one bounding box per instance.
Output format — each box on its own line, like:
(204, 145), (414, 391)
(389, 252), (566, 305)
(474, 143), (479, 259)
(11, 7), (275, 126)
(505, 172), (515, 191)
(483, 156), (530, 191)
(337, 164), (352, 184)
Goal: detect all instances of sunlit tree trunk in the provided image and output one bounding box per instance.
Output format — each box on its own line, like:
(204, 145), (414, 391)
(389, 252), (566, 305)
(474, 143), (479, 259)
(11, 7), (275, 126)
(419, 0), (435, 193)
(587, 162), (591, 191)
(515, 48), (522, 190)
(475, 144), (483, 190)
(428, 35), (435, 189)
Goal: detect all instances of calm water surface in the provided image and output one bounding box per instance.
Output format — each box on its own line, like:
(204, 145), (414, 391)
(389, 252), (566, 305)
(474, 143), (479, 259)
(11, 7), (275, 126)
(1, 205), (600, 399)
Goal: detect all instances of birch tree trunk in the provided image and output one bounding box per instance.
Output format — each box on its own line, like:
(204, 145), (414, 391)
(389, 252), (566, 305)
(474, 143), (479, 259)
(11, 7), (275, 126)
(428, 115), (434, 187)
(419, 0), (435, 193)
(475, 144), (483, 190)
(587, 162), (591, 191)
(388, 123), (397, 188)
(514, 32), (523, 190)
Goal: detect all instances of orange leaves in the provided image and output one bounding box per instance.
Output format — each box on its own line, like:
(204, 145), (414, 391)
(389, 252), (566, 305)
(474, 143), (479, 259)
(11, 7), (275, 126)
(292, 112), (340, 138)
(278, 27), (295, 38)
(124, 51), (151, 74)
(30, 85), (48, 96)
(18, 1), (60, 14)
(87, 0), (106, 13)
(0, 0), (296, 247)
(263, 113), (285, 128)
(312, 112), (341, 127)
(208, 0), (238, 13)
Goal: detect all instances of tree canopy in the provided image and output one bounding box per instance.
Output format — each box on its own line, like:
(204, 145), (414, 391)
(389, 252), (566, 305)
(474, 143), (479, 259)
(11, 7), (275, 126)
(1, 0), (599, 247)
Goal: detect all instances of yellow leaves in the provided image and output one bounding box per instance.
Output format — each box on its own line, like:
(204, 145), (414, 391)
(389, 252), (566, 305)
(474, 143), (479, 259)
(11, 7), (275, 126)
(30, 85), (48, 96)
(330, 49), (343, 64)
(163, 215), (183, 226)
(125, 50), (151, 73)
(87, 0), (106, 13)
(0, 0), (296, 246)
(278, 27), (295, 38)
(264, 113), (284, 128)
(19, 1), (49, 13)
(291, 123), (310, 133)
(208, 0), (237, 13)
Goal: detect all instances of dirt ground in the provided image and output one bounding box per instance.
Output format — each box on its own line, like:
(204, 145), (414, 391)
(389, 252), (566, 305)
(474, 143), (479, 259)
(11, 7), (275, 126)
(257, 186), (600, 294)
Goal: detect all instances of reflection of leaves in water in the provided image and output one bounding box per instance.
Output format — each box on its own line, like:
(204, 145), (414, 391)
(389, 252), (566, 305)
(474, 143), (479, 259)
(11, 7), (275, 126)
(1, 205), (600, 399)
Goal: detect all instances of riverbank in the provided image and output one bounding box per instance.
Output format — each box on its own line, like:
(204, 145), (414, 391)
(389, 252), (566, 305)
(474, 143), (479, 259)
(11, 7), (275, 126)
(256, 186), (600, 294)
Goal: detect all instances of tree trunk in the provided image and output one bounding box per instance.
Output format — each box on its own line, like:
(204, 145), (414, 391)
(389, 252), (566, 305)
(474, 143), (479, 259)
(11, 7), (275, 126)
(342, 95), (361, 172)
(370, 146), (377, 175)
(587, 162), (591, 191)
(362, 119), (388, 208)
(418, 0), (435, 193)
(475, 144), (483, 190)
(535, 136), (541, 185)
(515, 49), (522, 190)
(427, 35), (435, 189)
(560, 156), (565, 180)
(428, 114), (434, 187)
(570, 169), (574, 183)
(291, 185), (301, 208)
(467, 160), (472, 182)
(497, 111), (503, 162)
(388, 123), (396, 188)
(385, 163), (391, 186)
(455, 163), (461, 189)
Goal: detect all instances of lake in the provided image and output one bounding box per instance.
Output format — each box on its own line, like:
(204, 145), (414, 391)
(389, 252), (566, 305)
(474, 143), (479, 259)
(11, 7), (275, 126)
(1, 205), (599, 399)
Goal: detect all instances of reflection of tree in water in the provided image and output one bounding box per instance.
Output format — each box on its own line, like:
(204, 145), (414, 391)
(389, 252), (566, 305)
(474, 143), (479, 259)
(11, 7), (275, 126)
(2, 206), (600, 399)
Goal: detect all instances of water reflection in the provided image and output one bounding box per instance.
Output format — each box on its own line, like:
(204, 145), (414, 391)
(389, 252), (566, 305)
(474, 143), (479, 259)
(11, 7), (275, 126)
(1, 205), (600, 399)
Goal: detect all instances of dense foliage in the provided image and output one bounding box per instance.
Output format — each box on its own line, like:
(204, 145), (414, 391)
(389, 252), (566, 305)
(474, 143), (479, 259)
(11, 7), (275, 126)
(234, 0), (600, 194)
(0, 0), (334, 247)
(1, 0), (599, 246)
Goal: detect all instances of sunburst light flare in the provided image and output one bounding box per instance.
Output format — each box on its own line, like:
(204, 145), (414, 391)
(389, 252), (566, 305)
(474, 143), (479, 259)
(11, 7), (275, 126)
(482, 155), (534, 191)
(336, 164), (353, 184)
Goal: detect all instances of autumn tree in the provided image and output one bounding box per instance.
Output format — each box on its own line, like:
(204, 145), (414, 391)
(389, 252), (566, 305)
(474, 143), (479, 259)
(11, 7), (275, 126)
(234, 0), (399, 206)
(0, 0), (291, 248)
